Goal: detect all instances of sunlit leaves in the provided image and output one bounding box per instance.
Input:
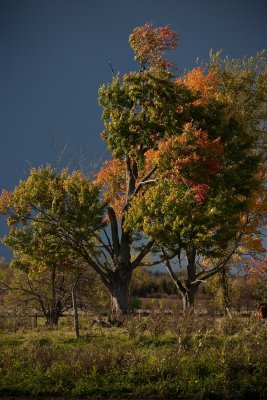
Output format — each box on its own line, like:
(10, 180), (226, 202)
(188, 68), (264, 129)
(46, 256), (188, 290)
(157, 122), (224, 203)
(98, 71), (193, 161)
(94, 158), (126, 217)
(177, 67), (219, 106)
(0, 165), (106, 252)
(129, 21), (178, 71)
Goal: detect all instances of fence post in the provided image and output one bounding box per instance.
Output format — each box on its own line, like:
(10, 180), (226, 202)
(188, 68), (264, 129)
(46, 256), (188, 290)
(72, 286), (79, 338)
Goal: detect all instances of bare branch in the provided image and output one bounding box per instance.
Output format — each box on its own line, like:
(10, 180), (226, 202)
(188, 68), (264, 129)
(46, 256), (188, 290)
(134, 166), (157, 196)
(162, 249), (186, 295)
(109, 61), (115, 78)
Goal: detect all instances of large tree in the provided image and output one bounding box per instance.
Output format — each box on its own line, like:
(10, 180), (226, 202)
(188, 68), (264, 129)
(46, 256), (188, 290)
(97, 30), (266, 312)
(125, 51), (267, 311)
(95, 23), (197, 313)
(0, 23), (187, 315)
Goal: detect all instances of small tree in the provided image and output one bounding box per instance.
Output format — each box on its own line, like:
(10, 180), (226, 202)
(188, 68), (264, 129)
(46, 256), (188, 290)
(0, 258), (77, 325)
(0, 166), (107, 322)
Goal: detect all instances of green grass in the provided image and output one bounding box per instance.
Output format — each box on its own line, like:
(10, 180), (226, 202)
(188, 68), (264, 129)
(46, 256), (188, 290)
(0, 315), (266, 399)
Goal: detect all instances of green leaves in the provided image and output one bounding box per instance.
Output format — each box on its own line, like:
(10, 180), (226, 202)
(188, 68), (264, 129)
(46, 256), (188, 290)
(0, 165), (106, 256)
(98, 71), (193, 162)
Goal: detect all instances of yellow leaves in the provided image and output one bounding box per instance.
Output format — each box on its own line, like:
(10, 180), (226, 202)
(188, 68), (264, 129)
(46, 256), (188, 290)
(144, 148), (160, 169)
(0, 190), (12, 213)
(6, 216), (16, 227)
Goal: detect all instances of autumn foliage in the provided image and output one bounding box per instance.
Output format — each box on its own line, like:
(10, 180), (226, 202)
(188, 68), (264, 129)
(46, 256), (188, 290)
(177, 67), (219, 105)
(129, 21), (178, 71)
(94, 158), (126, 217)
(156, 123), (224, 203)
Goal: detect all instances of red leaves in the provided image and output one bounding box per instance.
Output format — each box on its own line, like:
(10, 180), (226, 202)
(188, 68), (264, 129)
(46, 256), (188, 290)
(248, 257), (267, 280)
(158, 123), (224, 203)
(129, 22), (178, 71)
(95, 123), (224, 214)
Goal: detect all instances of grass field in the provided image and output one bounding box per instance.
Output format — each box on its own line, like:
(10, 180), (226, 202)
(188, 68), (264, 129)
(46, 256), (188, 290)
(0, 313), (266, 399)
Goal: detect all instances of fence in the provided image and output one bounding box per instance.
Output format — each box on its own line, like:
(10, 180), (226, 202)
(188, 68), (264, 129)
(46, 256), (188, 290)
(0, 308), (257, 333)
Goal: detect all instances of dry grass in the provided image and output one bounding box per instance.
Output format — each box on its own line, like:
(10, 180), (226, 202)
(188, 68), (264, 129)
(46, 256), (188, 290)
(0, 314), (266, 399)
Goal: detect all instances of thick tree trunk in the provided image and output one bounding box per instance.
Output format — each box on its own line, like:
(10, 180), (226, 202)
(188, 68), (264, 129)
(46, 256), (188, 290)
(109, 268), (132, 316)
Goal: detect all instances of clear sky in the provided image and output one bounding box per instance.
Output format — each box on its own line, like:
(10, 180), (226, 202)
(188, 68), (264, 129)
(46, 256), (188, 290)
(0, 0), (266, 260)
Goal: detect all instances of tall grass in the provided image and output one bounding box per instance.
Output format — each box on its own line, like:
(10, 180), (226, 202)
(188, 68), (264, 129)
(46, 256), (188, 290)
(0, 314), (266, 399)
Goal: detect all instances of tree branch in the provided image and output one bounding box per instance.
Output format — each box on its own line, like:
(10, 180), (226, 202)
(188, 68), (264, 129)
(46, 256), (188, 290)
(162, 249), (187, 295)
(196, 231), (245, 282)
(131, 240), (155, 270)
(107, 206), (120, 258)
(134, 165), (158, 196)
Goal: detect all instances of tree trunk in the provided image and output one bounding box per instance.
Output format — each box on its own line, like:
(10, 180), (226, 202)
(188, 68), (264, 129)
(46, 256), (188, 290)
(45, 310), (60, 326)
(163, 248), (197, 315)
(72, 287), (80, 338)
(182, 286), (196, 314)
(219, 267), (231, 313)
(182, 247), (197, 314)
(109, 269), (132, 316)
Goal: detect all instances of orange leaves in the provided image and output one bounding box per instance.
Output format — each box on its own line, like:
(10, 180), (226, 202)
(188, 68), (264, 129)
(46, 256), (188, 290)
(158, 123), (223, 203)
(94, 153), (161, 218)
(240, 177), (267, 255)
(177, 67), (219, 105)
(129, 22), (178, 71)
(94, 159), (126, 217)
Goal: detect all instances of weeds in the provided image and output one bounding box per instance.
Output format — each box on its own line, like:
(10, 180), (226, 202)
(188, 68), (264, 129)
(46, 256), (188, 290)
(0, 315), (266, 399)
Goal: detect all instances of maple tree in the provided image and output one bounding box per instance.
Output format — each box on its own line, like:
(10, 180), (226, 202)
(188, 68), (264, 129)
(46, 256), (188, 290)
(96, 25), (266, 313)
(124, 50), (267, 311)
(95, 22), (194, 314)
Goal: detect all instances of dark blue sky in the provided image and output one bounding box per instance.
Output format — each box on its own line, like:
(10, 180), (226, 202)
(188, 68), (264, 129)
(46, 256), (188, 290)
(0, 0), (266, 260)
